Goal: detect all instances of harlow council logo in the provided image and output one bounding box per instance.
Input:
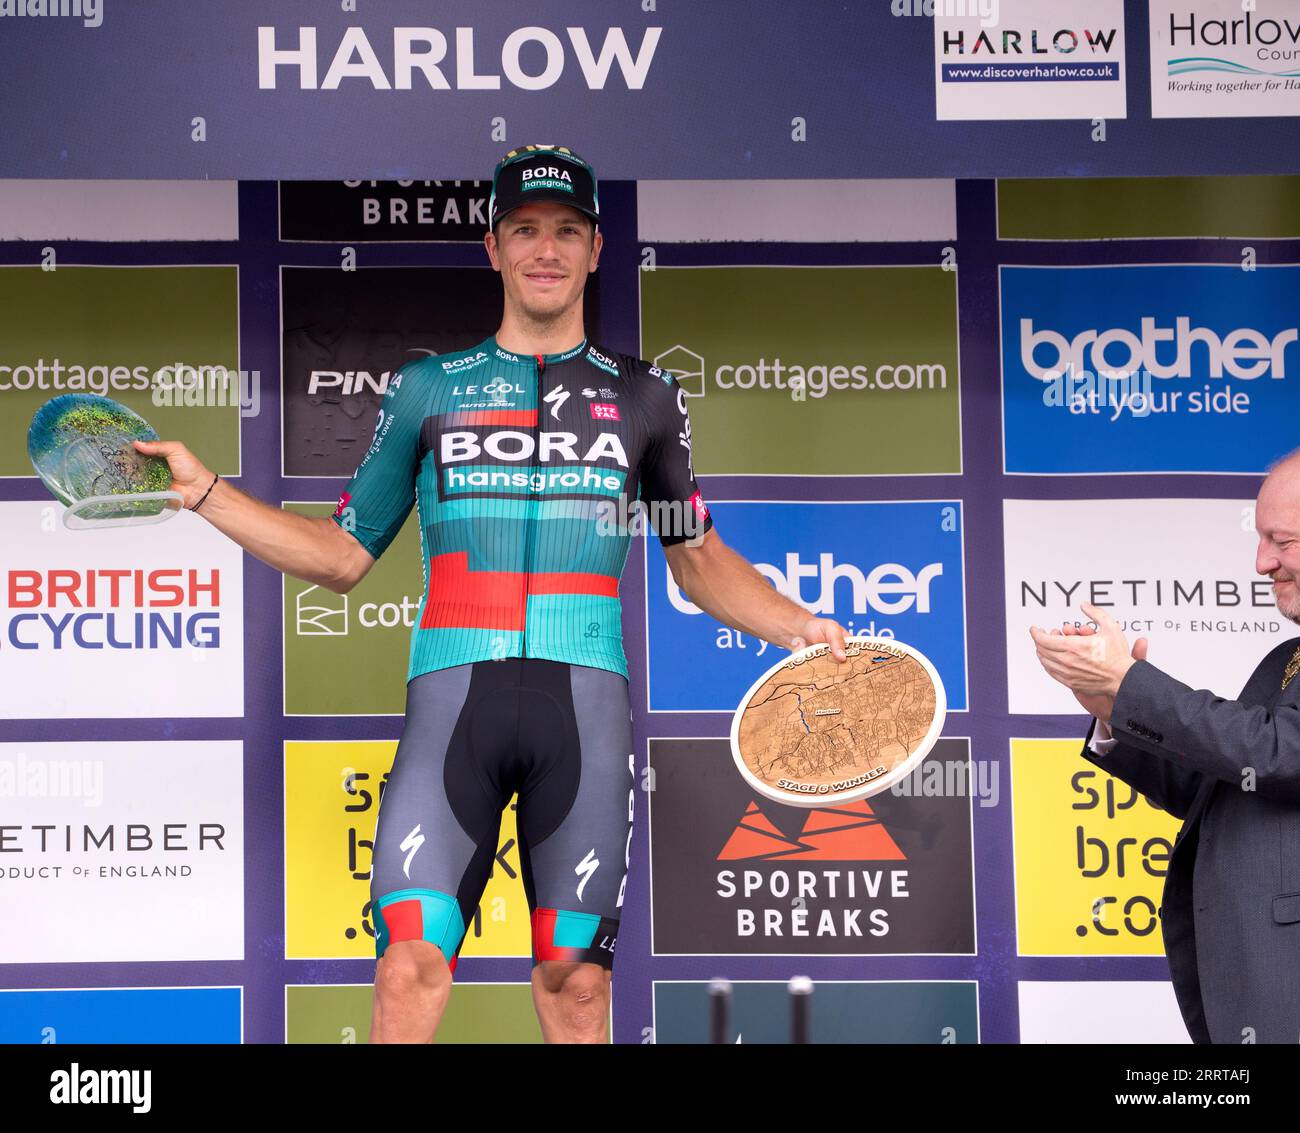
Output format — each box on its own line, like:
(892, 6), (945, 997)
(1164, 5), (1300, 79)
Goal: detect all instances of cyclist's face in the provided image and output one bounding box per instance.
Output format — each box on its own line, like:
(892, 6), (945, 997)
(487, 202), (601, 322)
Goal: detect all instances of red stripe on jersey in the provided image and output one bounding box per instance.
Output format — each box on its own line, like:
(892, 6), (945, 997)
(419, 552), (617, 631)
(445, 409), (538, 426)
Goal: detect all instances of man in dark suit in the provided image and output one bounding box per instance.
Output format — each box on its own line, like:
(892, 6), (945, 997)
(1031, 465), (1300, 1044)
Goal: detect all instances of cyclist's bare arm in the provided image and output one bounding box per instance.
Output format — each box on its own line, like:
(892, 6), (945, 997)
(133, 439), (374, 594)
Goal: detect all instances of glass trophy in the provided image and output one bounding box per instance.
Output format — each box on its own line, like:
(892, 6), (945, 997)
(27, 394), (184, 530)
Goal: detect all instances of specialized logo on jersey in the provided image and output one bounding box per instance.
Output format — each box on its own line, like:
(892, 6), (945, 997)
(575, 849), (600, 901)
(543, 384), (571, 420)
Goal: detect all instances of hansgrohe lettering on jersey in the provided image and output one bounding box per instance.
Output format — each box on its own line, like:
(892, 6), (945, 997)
(438, 429), (629, 499)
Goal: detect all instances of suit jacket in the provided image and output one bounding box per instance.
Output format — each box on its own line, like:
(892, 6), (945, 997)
(1081, 637), (1300, 1044)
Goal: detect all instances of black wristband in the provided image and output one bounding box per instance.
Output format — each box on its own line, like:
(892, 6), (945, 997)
(191, 473), (219, 512)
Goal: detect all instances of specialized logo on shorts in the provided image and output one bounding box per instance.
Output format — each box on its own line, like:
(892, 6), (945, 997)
(689, 490), (709, 522)
(400, 824), (425, 879)
(575, 848), (600, 901)
(332, 490), (351, 519)
(591, 402), (620, 421)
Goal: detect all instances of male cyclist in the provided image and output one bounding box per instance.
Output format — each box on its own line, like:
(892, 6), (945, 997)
(136, 144), (847, 1044)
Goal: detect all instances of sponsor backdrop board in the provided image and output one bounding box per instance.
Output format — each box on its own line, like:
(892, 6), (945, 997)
(1, 173), (1293, 1046)
(12, 1), (1297, 179)
(640, 266), (961, 476)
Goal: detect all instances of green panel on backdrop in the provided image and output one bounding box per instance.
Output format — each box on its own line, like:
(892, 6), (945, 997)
(998, 176), (1300, 240)
(640, 266), (960, 475)
(285, 984), (548, 1043)
(0, 265), (241, 476)
(283, 503), (424, 715)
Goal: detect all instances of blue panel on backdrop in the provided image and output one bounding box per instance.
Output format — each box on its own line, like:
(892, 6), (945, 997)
(0, 988), (242, 1044)
(645, 501), (967, 712)
(1001, 264), (1300, 474)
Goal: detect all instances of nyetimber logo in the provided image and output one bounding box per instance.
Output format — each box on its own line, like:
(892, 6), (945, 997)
(257, 25), (662, 91)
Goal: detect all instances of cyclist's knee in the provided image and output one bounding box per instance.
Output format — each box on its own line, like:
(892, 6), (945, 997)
(535, 959), (609, 1000)
(375, 939), (451, 1000)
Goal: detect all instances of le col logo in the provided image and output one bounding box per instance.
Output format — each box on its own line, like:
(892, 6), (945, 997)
(521, 166), (572, 182)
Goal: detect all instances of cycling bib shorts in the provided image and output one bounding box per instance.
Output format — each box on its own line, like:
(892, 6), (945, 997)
(370, 656), (633, 971)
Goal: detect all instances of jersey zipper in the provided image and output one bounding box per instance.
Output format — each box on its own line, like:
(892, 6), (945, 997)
(521, 353), (546, 661)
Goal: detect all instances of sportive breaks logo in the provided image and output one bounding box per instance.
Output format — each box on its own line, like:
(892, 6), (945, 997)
(1001, 264), (1300, 473)
(648, 738), (975, 955)
(719, 800), (905, 861)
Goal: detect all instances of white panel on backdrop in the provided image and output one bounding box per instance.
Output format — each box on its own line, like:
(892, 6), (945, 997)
(934, 0), (1128, 121)
(0, 502), (244, 718)
(0, 740), (244, 963)
(636, 180), (957, 243)
(1004, 499), (1295, 716)
(0, 181), (239, 241)
(1150, 1), (1300, 119)
(1019, 981), (1191, 1043)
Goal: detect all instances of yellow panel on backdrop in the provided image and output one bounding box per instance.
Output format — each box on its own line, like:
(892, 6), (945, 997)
(283, 740), (531, 960)
(1011, 738), (1181, 956)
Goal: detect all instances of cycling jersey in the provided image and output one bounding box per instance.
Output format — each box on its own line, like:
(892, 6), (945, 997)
(330, 336), (713, 681)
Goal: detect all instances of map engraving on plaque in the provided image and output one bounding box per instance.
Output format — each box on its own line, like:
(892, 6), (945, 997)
(731, 639), (945, 806)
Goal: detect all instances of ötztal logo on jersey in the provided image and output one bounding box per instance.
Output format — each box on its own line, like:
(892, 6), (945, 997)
(1, 569), (224, 653)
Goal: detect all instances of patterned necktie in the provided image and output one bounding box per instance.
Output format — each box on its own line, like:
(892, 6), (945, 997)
(1283, 645), (1300, 691)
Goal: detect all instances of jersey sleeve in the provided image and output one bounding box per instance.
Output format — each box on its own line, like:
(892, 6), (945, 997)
(638, 368), (714, 547)
(329, 361), (426, 561)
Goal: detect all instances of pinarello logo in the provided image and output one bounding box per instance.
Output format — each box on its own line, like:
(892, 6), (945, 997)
(689, 491), (709, 521)
(333, 490), (352, 518)
(591, 403), (620, 421)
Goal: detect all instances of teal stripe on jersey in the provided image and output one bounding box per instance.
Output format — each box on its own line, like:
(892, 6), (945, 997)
(429, 516), (631, 575)
(522, 595), (627, 677)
